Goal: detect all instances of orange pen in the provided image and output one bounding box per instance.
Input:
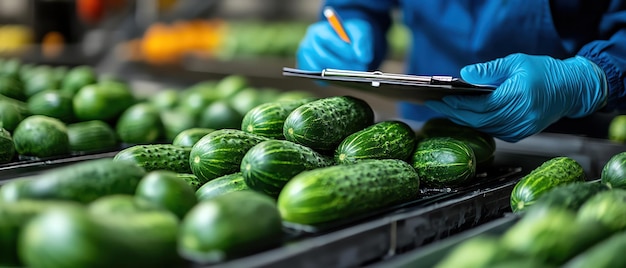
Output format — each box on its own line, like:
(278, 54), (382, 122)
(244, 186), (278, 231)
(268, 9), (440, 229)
(323, 6), (352, 44)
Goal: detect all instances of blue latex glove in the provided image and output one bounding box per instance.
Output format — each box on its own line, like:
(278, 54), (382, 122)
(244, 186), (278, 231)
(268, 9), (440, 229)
(296, 19), (374, 71)
(425, 53), (608, 142)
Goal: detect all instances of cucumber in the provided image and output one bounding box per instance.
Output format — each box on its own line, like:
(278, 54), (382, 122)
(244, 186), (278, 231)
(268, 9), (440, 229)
(600, 151), (626, 189)
(501, 206), (610, 265)
(61, 65), (97, 95)
(214, 74), (248, 99)
(135, 170), (198, 219)
(335, 120), (417, 164)
(0, 99), (27, 132)
(172, 128), (215, 147)
(241, 98), (314, 139)
(73, 82), (135, 122)
(0, 75), (25, 100)
(116, 103), (164, 144)
(18, 158), (146, 203)
(435, 235), (523, 268)
(510, 156), (585, 212)
(198, 100), (243, 130)
(577, 189), (626, 232)
(88, 194), (161, 215)
(67, 120), (118, 152)
(177, 173), (203, 190)
(532, 181), (609, 212)
(0, 178), (32, 202)
(0, 200), (80, 266)
(24, 71), (58, 97)
(160, 108), (197, 142)
(195, 172), (250, 201)
(421, 118), (496, 168)
(564, 230), (626, 268)
(12, 115), (70, 158)
(114, 144), (192, 173)
(411, 137), (476, 187)
(189, 129), (269, 183)
(20, 204), (180, 268)
(278, 159), (420, 225)
(241, 139), (334, 198)
(283, 96), (374, 151)
(27, 89), (75, 123)
(0, 127), (15, 163)
(178, 191), (282, 263)
(148, 89), (179, 110)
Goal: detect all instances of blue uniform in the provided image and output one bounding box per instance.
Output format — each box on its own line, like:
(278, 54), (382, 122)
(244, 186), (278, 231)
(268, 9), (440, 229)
(323, 0), (626, 119)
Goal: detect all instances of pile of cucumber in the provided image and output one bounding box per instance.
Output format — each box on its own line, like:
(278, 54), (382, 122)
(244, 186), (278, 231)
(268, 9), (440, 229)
(436, 152), (626, 268)
(0, 88), (497, 266)
(0, 58), (314, 162)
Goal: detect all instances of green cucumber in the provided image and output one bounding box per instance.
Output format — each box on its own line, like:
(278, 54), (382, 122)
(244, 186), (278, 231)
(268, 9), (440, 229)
(189, 129), (269, 183)
(0, 127), (15, 163)
(421, 118), (496, 168)
(177, 173), (203, 190)
(0, 99), (27, 132)
(0, 178), (33, 202)
(178, 191), (282, 264)
(283, 96), (374, 151)
(73, 82), (135, 121)
(24, 71), (58, 97)
(0, 200), (80, 266)
(116, 103), (164, 144)
(532, 182), (609, 212)
(335, 120), (417, 164)
(0, 75), (25, 100)
(159, 108), (197, 142)
(510, 156), (585, 212)
(435, 235), (523, 268)
(198, 100), (244, 130)
(172, 128), (215, 147)
(501, 206), (610, 265)
(577, 189), (626, 232)
(88, 194), (161, 215)
(12, 115), (70, 158)
(114, 144), (192, 173)
(149, 89), (179, 110)
(135, 170), (197, 219)
(411, 137), (476, 187)
(241, 139), (334, 197)
(61, 65), (97, 95)
(17, 158), (146, 203)
(27, 89), (75, 123)
(241, 98), (314, 139)
(278, 159), (420, 225)
(601, 151), (626, 189)
(195, 173), (250, 201)
(67, 120), (118, 152)
(564, 230), (626, 268)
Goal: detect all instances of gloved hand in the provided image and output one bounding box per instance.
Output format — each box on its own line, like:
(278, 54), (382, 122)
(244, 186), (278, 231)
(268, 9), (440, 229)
(425, 53), (608, 142)
(296, 19), (374, 71)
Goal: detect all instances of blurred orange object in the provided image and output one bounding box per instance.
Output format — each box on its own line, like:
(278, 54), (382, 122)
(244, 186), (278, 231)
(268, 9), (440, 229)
(42, 31), (65, 58)
(77, 0), (105, 24)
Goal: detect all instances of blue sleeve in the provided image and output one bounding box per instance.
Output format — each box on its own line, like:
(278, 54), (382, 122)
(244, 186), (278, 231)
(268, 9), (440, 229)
(321, 0), (398, 70)
(577, 1), (626, 112)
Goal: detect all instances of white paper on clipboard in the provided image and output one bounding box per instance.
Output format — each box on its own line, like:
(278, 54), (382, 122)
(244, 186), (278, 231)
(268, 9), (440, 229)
(282, 67), (496, 101)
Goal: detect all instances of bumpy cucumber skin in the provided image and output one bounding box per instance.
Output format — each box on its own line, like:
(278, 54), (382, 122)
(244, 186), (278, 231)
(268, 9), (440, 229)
(241, 98), (314, 139)
(283, 96), (374, 151)
(533, 182), (608, 212)
(278, 159), (420, 225)
(21, 158), (147, 204)
(114, 144), (192, 174)
(510, 156), (585, 212)
(13, 115), (70, 158)
(195, 172), (249, 201)
(241, 140), (334, 198)
(177, 173), (203, 190)
(601, 151), (626, 189)
(189, 129), (269, 183)
(0, 128), (15, 163)
(67, 120), (118, 152)
(411, 137), (476, 187)
(335, 120), (417, 164)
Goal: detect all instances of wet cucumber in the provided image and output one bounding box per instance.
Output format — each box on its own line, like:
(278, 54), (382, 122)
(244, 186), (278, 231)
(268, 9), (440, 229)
(114, 144), (192, 174)
(411, 137), (476, 187)
(195, 172), (250, 201)
(241, 98), (314, 139)
(510, 156), (585, 212)
(278, 159), (420, 225)
(283, 96), (374, 151)
(335, 120), (417, 164)
(189, 129), (269, 183)
(241, 140), (334, 198)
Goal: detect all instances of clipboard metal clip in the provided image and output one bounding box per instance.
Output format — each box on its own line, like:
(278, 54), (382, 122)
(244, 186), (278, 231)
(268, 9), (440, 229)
(321, 69), (458, 87)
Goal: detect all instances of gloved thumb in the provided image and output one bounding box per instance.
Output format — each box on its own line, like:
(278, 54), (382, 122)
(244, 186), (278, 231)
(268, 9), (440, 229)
(460, 54), (521, 86)
(344, 19), (373, 65)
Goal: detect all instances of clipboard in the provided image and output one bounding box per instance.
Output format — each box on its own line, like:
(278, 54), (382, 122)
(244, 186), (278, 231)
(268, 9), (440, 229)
(282, 67), (496, 101)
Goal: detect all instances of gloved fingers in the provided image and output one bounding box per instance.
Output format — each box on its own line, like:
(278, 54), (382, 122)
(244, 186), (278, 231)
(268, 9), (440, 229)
(344, 19), (374, 64)
(434, 79), (524, 113)
(460, 53), (526, 86)
(424, 100), (497, 129)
